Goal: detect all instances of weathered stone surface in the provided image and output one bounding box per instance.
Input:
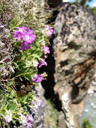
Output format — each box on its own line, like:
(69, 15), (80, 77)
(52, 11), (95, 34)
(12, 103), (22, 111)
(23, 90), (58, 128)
(29, 85), (45, 128)
(53, 3), (96, 128)
(80, 69), (96, 127)
(58, 112), (66, 128)
(0, 23), (14, 78)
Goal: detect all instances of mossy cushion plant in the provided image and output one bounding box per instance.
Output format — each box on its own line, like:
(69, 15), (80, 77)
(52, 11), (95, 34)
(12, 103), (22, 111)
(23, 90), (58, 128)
(82, 118), (93, 128)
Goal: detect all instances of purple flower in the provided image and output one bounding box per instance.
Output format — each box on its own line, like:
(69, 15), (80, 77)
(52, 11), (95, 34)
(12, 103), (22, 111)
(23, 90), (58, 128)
(27, 28), (34, 35)
(38, 74), (44, 82)
(16, 26), (27, 33)
(47, 27), (54, 37)
(39, 59), (47, 68)
(13, 31), (22, 42)
(26, 115), (33, 128)
(49, 27), (54, 34)
(28, 115), (33, 123)
(43, 46), (50, 54)
(13, 27), (27, 41)
(33, 74), (44, 83)
(21, 42), (31, 52)
(13, 27), (36, 46)
(33, 75), (39, 83)
(44, 55), (47, 59)
(26, 122), (31, 128)
(22, 30), (36, 44)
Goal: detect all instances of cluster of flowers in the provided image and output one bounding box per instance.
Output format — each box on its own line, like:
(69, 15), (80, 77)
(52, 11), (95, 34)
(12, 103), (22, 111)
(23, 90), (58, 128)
(13, 26), (53, 84)
(13, 26), (53, 52)
(32, 45), (50, 83)
(33, 74), (44, 83)
(13, 27), (36, 51)
(3, 98), (42, 128)
(18, 114), (33, 128)
(32, 44), (51, 83)
(3, 110), (33, 128)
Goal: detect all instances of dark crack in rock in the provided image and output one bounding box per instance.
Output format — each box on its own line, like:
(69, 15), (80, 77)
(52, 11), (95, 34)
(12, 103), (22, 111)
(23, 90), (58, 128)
(47, 0), (62, 8)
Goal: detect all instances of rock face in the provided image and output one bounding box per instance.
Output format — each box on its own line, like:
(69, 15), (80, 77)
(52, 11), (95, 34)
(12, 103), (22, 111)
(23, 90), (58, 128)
(28, 85), (45, 128)
(0, 20), (14, 78)
(53, 3), (96, 128)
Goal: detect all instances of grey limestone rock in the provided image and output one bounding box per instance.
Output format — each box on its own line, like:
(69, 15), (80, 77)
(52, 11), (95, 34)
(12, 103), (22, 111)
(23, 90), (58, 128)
(53, 3), (96, 128)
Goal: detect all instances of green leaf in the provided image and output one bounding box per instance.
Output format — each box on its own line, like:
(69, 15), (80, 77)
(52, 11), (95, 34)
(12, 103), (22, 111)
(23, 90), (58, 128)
(7, 102), (16, 111)
(24, 74), (32, 82)
(9, 16), (23, 30)
(18, 96), (27, 104)
(7, 80), (15, 87)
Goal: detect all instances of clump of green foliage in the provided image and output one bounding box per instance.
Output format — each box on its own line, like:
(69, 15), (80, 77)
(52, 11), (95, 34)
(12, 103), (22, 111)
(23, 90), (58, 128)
(0, 0), (53, 127)
(9, 16), (49, 82)
(82, 118), (93, 128)
(0, 85), (35, 126)
(92, 7), (96, 15)
(75, 0), (92, 6)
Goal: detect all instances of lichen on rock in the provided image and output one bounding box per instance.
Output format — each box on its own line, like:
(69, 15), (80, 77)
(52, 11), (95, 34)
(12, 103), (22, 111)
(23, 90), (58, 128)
(53, 3), (96, 128)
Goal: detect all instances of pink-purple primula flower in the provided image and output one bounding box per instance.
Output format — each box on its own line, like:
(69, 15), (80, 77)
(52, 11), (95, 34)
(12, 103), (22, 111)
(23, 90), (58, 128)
(13, 31), (22, 42)
(21, 42), (31, 52)
(13, 27), (36, 52)
(26, 115), (33, 128)
(33, 74), (44, 83)
(38, 74), (44, 82)
(39, 59), (47, 68)
(43, 46), (50, 54)
(32, 75), (39, 83)
(28, 115), (33, 122)
(13, 26), (27, 42)
(16, 26), (27, 33)
(22, 29), (36, 44)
